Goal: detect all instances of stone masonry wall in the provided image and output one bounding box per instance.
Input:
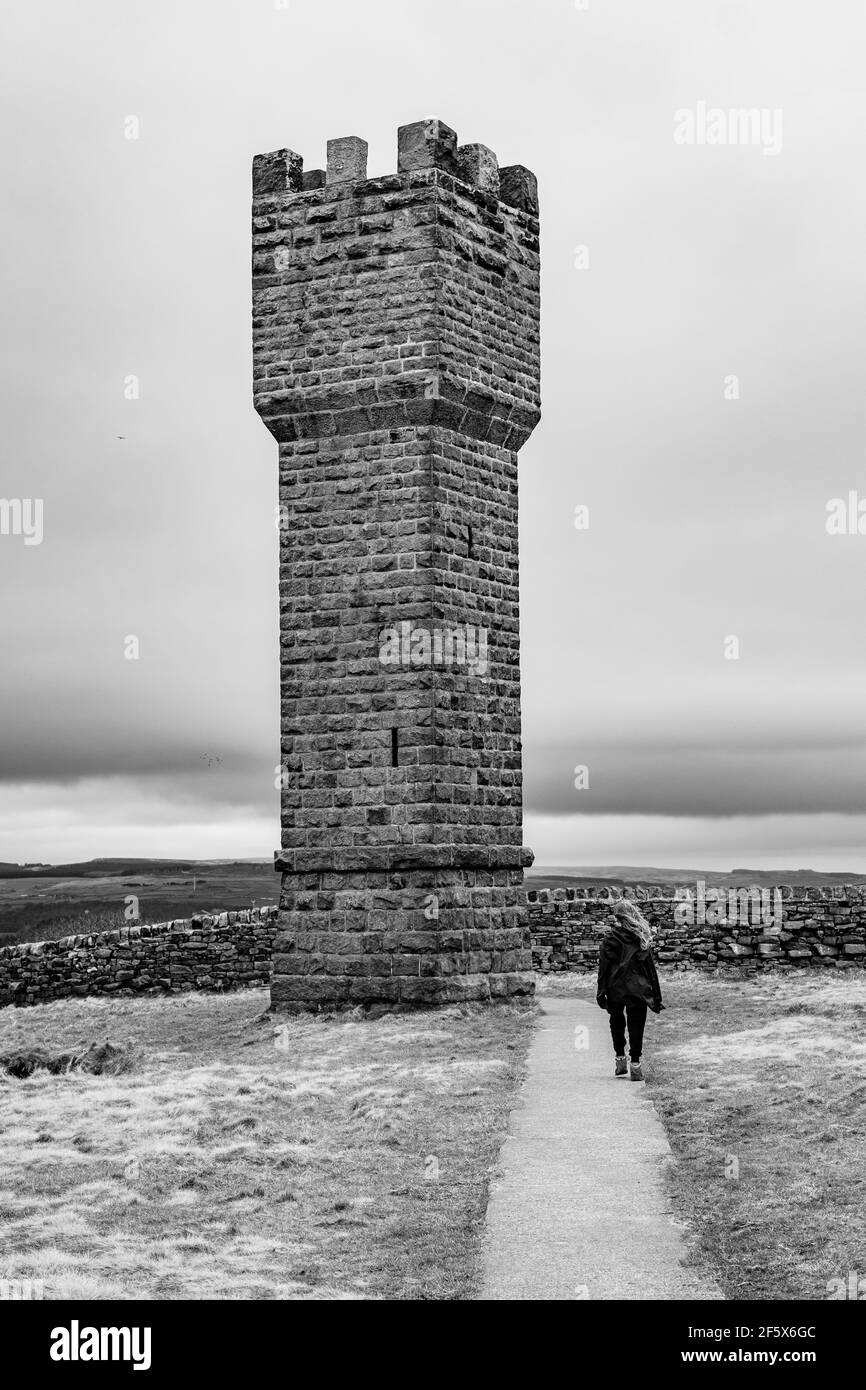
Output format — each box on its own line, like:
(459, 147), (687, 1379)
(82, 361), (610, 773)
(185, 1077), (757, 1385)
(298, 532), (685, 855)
(3, 884), (865, 1007)
(253, 119), (542, 1011)
(529, 886), (866, 973)
(0, 908), (278, 1009)
(254, 122), (540, 877)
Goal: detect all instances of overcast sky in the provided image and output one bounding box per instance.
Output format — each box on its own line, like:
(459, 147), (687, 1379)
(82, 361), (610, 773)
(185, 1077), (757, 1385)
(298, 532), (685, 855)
(1, 0), (864, 871)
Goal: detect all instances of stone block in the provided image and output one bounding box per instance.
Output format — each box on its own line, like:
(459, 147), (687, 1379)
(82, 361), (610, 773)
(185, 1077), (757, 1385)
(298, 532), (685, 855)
(397, 119), (459, 174)
(326, 136), (368, 184)
(456, 143), (500, 196)
(253, 148), (303, 197)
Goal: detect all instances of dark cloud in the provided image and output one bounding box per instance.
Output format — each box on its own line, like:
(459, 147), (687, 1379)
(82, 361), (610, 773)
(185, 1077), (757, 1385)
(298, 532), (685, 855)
(526, 742), (866, 818)
(0, 729), (272, 791)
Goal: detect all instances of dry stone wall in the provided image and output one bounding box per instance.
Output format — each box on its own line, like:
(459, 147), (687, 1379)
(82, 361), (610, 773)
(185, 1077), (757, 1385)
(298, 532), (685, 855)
(529, 886), (866, 973)
(4, 884), (865, 1008)
(0, 908), (278, 1009)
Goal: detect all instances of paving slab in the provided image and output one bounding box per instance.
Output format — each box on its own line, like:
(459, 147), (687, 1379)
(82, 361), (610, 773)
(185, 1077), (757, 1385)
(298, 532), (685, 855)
(480, 995), (723, 1300)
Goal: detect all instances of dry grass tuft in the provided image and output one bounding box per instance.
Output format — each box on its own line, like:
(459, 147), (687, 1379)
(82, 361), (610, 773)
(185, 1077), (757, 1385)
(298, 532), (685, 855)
(1, 1040), (136, 1079)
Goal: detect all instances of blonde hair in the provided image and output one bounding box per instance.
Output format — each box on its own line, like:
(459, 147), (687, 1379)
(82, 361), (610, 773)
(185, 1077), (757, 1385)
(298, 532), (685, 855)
(611, 897), (655, 950)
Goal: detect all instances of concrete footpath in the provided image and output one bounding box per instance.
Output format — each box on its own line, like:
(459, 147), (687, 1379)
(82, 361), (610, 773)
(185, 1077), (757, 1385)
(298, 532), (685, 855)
(480, 995), (722, 1300)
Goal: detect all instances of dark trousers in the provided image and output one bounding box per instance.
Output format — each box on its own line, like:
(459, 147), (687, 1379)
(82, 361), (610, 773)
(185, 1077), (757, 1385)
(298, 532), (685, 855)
(608, 997), (647, 1061)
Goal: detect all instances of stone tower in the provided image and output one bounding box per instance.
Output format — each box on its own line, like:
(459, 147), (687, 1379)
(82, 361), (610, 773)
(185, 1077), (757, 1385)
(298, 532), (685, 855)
(252, 119), (541, 1011)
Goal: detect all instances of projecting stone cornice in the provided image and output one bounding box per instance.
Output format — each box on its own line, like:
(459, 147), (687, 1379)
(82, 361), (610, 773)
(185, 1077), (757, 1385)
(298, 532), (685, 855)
(274, 844), (535, 875)
(253, 381), (541, 452)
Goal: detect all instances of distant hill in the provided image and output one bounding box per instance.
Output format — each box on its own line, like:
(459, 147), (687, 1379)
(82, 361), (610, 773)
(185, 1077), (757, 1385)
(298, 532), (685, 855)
(3, 858), (864, 886)
(527, 865), (866, 889)
(0, 857), (273, 880)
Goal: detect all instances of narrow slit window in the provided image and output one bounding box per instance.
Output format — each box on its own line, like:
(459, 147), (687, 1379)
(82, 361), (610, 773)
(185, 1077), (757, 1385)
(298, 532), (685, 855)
(467, 524), (474, 558)
(391, 727), (399, 767)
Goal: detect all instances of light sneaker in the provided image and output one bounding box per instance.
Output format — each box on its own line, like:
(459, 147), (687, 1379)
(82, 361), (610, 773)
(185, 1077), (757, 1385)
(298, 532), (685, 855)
(615, 1055), (628, 1077)
(630, 1060), (644, 1082)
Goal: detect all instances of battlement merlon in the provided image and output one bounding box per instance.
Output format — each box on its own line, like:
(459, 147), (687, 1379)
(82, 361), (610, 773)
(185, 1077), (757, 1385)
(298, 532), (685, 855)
(251, 120), (538, 208)
(251, 118), (541, 452)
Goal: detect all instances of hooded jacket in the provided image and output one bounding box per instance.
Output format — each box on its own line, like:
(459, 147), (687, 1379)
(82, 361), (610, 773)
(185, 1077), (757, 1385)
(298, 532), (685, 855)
(597, 921), (663, 1012)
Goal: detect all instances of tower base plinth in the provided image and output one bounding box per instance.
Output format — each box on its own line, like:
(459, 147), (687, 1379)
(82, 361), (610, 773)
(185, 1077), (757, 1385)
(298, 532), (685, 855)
(271, 864), (535, 1014)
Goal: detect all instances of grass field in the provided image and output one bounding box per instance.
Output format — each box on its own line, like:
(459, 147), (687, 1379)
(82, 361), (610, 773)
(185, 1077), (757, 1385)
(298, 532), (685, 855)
(0, 866), (277, 946)
(540, 970), (866, 1301)
(3, 965), (863, 1302)
(0, 989), (534, 1300)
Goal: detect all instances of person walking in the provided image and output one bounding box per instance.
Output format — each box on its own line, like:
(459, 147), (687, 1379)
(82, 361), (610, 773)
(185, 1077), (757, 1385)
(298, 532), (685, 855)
(596, 897), (664, 1081)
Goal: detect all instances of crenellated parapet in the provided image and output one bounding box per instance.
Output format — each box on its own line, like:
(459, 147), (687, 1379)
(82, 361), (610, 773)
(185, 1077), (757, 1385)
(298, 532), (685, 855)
(252, 118), (540, 453)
